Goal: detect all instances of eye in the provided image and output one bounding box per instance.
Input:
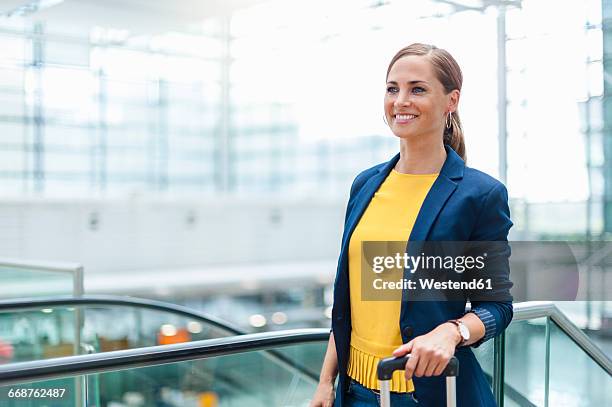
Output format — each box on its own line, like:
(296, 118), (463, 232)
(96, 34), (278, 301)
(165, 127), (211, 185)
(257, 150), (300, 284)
(386, 86), (399, 94)
(412, 86), (426, 94)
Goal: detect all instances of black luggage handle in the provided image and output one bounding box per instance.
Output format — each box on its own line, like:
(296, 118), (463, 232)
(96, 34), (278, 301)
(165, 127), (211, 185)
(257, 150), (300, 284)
(377, 355), (459, 380)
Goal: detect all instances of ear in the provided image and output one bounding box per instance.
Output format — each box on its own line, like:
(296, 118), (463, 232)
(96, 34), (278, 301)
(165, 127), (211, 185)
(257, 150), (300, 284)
(447, 89), (460, 112)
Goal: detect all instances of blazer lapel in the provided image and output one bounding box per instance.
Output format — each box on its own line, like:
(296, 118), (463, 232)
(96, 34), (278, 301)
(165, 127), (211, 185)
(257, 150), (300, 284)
(401, 146), (465, 310)
(407, 177), (457, 241)
(408, 145), (464, 242)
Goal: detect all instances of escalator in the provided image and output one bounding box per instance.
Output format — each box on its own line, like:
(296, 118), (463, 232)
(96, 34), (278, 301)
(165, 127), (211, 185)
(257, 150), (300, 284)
(0, 329), (329, 407)
(0, 296), (323, 406)
(0, 300), (609, 406)
(0, 296), (245, 363)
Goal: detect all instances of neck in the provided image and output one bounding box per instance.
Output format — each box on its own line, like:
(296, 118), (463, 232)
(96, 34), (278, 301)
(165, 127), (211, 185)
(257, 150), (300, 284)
(395, 138), (446, 174)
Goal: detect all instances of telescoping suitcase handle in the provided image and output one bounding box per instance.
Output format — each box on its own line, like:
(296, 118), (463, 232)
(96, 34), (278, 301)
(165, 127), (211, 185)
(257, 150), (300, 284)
(377, 355), (459, 407)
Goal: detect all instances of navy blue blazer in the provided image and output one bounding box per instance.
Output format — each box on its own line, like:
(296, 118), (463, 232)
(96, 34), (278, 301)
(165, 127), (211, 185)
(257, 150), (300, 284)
(331, 145), (513, 407)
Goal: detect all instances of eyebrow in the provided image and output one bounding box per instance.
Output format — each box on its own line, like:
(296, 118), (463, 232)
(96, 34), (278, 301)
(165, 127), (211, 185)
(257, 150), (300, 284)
(386, 80), (429, 85)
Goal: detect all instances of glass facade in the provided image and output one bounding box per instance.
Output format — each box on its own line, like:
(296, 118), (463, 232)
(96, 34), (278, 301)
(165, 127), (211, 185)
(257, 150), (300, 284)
(0, 18), (224, 197)
(0, 0), (605, 238)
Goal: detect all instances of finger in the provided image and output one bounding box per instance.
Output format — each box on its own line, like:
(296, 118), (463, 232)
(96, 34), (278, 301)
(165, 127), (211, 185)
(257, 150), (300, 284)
(433, 355), (451, 376)
(393, 340), (413, 357)
(433, 357), (448, 376)
(424, 357), (438, 377)
(414, 354), (430, 377)
(433, 362), (445, 377)
(425, 350), (447, 377)
(404, 352), (419, 380)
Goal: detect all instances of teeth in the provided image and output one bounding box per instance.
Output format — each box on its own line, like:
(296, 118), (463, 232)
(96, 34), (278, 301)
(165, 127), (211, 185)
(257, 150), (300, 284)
(396, 114), (416, 120)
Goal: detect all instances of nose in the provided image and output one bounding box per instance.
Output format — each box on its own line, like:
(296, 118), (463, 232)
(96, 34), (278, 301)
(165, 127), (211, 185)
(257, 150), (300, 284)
(394, 90), (412, 108)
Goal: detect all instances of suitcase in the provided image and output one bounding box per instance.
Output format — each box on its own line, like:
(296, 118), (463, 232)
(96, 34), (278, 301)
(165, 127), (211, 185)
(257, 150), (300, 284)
(377, 355), (459, 407)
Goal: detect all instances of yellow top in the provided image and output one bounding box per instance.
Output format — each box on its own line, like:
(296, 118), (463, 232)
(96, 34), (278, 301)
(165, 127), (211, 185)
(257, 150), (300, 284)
(347, 169), (438, 392)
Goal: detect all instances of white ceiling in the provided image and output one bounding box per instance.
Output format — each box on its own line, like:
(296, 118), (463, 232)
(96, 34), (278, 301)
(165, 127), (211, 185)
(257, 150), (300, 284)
(0, 0), (266, 34)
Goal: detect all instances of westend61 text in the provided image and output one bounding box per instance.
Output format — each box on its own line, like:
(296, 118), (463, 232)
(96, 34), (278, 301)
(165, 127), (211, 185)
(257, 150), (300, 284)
(373, 278), (493, 290)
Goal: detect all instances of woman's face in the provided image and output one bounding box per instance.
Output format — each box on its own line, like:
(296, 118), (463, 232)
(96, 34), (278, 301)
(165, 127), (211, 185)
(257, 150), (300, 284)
(384, 55), (459, 142)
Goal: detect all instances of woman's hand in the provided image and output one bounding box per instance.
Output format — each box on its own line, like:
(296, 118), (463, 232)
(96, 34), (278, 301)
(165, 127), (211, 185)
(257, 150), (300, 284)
(309, 380), (335, 407)
(392, 323), (461, 380)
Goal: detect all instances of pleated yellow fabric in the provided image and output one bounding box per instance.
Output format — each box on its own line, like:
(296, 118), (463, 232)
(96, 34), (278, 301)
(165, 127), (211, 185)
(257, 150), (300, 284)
(346, 169), (438, 393)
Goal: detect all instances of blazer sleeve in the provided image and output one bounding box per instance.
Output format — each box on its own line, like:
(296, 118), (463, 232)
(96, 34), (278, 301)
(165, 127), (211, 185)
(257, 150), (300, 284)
(466, 182), (514, 348)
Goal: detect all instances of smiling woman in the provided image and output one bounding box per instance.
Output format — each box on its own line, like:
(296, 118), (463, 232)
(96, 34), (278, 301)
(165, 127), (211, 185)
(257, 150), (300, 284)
(384, 44), (465, 167)
(310, 43), (513, 407)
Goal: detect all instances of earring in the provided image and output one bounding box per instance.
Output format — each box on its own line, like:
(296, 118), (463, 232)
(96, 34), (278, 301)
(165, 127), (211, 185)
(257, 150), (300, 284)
(445, 112), (452, 129)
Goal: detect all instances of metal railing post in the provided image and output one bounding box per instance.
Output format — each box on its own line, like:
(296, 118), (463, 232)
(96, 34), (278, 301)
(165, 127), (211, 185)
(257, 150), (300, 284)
(74, 266), (85, 407)
(544, 317), (551, 407)
(493, 331), (506, 407)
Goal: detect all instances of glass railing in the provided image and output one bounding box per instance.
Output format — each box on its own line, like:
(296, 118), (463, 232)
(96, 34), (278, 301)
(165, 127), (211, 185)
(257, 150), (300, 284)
(548, 319), (610, 405)
(0, 259), (83, 300)
(472, 320), (540, 407)
(492, 302), (612, 407)
(0, 300), (609, 406)
(0, 296), (245, 363)
(0, 329), (329, 407)
(501, 317), (547, 406)
(0, 260), (84, 384)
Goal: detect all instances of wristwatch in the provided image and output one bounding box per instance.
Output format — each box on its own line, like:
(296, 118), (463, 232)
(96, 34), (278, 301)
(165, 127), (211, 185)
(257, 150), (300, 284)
(447, 319), (470, 346)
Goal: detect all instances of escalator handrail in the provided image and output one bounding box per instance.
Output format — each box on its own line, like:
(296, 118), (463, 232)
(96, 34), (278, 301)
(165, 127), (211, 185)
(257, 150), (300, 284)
(0, 328), (330, 386)
(0, 295), (246, 336)
(0, 258), (83, 273)
(513, 301), (612, 376)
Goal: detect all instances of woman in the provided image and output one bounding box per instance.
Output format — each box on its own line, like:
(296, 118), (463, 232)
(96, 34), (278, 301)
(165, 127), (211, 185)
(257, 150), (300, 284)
(310, 43), (513, 407)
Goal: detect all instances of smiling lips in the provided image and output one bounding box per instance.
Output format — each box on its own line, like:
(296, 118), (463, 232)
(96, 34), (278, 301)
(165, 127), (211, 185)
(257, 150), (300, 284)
(394, 113), (418, 124)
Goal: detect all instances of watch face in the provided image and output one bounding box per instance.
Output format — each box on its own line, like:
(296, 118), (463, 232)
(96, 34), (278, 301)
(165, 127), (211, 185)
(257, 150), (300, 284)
(459, 323), (470, 340)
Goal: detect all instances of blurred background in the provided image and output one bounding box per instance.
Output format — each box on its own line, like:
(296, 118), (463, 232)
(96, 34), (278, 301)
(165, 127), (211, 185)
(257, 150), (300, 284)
(0, 0), (610, 406)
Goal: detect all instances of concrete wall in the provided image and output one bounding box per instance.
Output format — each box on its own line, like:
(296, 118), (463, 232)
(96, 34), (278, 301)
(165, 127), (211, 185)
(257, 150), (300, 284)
(0, 197), (346, 286)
